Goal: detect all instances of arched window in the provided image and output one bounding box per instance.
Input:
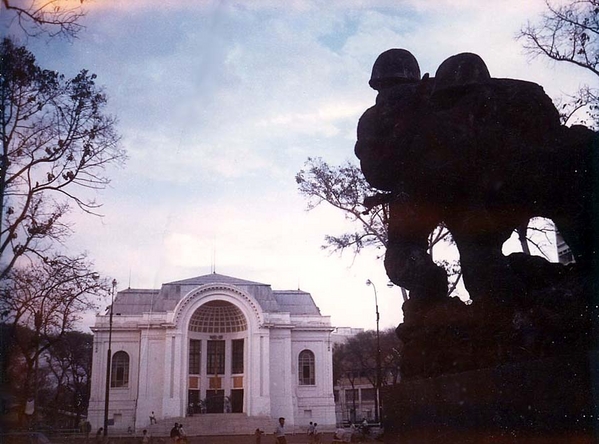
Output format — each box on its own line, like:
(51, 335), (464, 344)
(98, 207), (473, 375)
(111, 351), (130, 388)
(298, 350), (315, 385)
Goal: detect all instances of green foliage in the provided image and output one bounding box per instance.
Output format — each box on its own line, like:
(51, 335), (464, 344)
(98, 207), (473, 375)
(296, 157), (462, 295)
(333, 328), (402, 388)
(0, 253), (107, 417)
(46, 331), (93, 425)
(296, 157), (388, 255)
(3, 322), (93, 426)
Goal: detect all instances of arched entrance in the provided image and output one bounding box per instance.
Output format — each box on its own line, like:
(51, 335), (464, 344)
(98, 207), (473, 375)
(187, 300), (247, 414)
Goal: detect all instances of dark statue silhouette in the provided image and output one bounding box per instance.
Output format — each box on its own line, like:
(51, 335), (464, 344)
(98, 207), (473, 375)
(355, 49), (598, 380)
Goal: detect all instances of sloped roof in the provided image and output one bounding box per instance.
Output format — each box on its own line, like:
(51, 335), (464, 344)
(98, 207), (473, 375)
(110, 273), (321, 317)
(166, 273), (268, 287)
(111, 289), (159, 315)
(273, 290), (321, 315)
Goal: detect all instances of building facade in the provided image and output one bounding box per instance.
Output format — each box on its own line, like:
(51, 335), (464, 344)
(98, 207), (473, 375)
(88, 274), (336, 432)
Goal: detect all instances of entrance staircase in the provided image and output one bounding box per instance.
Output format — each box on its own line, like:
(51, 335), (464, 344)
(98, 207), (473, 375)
(144, 413), (274, 436)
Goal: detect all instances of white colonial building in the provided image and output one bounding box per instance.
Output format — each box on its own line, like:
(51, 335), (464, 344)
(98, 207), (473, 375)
(88, 273), (336, 433)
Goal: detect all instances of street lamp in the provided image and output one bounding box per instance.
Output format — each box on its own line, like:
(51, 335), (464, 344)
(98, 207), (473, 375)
(365, 279), (382, 424)
(103, 279), (117, 437)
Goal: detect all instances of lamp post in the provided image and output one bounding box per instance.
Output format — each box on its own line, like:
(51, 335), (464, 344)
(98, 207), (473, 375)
(365, 279), (382, 424)
(387, 281), (409, 302)
(103, 279), (117, 437)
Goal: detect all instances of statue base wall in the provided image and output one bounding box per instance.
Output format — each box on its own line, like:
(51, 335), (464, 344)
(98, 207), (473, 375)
(382, 352), (599, 443)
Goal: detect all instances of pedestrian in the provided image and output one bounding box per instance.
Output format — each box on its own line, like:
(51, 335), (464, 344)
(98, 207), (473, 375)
(313, 423), (320, 443)
(170, 422), (180, 444)
(307, 421), (314, 444)
(361, 419), (369, 436)
(254, 428), (264, 444)
(178, 424), (188, 444)
(95, 428), (103, 444)
(274, 417), (286, 444)
(150, 411), (157, 425)
(141, 429), (149, 444)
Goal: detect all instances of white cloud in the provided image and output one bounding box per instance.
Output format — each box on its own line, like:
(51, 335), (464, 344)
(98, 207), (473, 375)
(44, 0), (579, 333)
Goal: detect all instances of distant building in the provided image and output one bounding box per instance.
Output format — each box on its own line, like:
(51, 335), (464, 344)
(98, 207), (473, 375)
(88, 273), (336, 433)
(330, 327), (384, 425)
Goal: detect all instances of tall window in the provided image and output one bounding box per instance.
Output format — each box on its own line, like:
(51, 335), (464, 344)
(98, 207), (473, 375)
(207, 340), (225, 375)
(111, 351), (129, 388)
(298, 350), (315, 385)
(189, 339), (201, 374)
(231, 339), (244, 374)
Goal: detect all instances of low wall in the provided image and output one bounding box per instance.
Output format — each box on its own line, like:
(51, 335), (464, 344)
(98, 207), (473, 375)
(383, 352), (599, 443)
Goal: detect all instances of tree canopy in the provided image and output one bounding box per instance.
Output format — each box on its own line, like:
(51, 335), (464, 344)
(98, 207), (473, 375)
(0, 37), (125, 279)
(0, 37), (121, 424)
(296, 157), (462, 296)
(333, 328), (402, 388)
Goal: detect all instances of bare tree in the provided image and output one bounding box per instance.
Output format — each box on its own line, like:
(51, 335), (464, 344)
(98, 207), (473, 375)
(2, 0), (87, 40)
(518, 0), (598, 127)
(0, 38), (125, 279)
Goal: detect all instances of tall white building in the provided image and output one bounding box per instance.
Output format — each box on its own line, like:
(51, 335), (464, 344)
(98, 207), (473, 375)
(88, 273), (336, 433)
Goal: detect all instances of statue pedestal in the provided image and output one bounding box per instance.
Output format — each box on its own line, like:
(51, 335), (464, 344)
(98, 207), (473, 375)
(382, 352), (599, 443)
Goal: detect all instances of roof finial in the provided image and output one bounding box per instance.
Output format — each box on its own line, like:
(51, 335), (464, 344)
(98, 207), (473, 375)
(211, 247), (216, 274)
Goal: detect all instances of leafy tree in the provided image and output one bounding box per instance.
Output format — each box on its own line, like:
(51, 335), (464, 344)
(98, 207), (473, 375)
(0, 253), (109, 413)
(333, 328), (403, 421)
(518, 0), (598, 128)
(46, 331), (93, 427)
(2, 0), (87, 40)
(332, 341), (361, 422)
(296, 157), (462, 296)
(0, 37), (124, 279)
(336, 329), (401, 388)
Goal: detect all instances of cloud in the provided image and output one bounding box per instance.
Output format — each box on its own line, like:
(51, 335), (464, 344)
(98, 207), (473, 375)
(38, 0), (575, 333)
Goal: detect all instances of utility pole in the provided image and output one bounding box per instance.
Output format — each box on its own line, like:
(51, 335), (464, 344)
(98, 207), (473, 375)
(103, 279), (117, 437)
(366, 279), (382, 424)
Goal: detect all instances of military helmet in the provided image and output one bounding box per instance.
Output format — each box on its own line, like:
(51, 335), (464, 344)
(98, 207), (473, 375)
(369, 49), (421, 90)
(433, 52), (491, 93)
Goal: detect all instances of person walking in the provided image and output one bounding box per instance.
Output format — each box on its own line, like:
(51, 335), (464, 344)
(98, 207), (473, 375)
(274, 417), (287, 444)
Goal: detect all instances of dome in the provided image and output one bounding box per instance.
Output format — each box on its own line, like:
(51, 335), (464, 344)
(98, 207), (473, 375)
(189, 300), (248, 333)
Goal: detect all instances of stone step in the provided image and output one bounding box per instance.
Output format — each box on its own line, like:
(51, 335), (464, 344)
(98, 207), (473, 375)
(144, 413), (274, 436)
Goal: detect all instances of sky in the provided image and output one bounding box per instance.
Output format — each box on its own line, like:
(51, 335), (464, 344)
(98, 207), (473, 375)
(2, 0), (593, 333)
